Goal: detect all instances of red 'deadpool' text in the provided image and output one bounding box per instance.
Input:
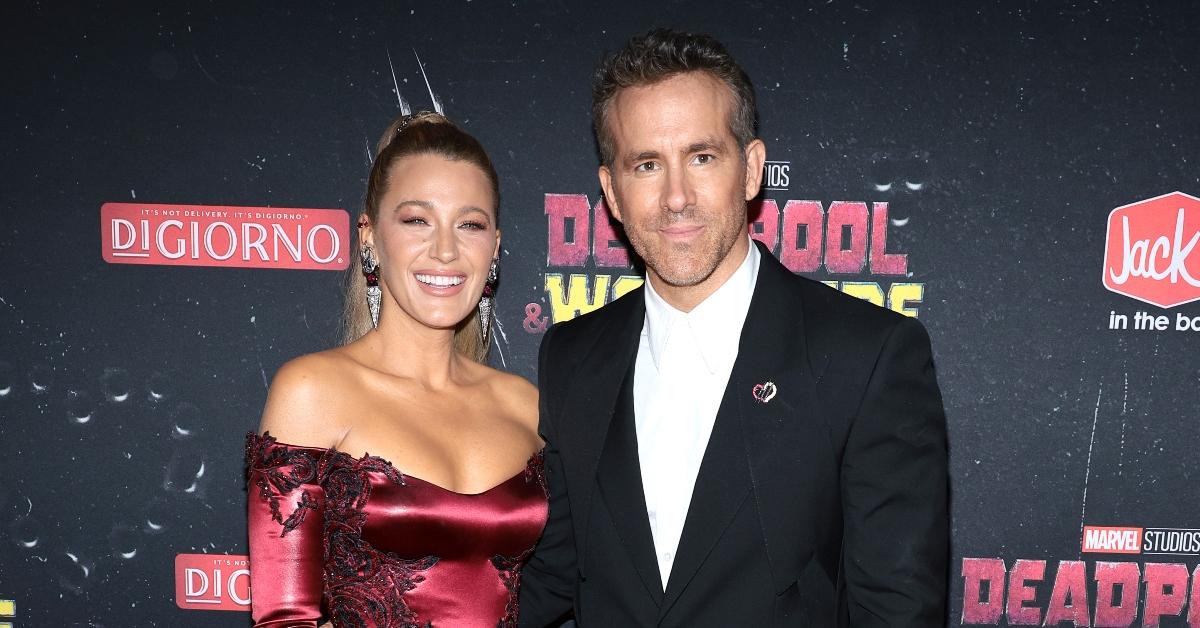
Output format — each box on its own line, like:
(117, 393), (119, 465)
(961, 557), (1200, 626)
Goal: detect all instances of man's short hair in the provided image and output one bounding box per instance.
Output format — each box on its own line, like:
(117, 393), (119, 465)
(591, 28), (758, 167)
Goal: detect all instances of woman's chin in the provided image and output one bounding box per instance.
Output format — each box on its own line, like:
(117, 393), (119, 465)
(418, 312), (476, 332)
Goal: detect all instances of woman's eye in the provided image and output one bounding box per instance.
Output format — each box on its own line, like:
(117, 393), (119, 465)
(460, 221), (487, 230)
(401, 217), (428, 225)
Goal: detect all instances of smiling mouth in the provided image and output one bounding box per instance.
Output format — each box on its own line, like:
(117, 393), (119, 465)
(415, 274), (465, 287)
(660, 225), (704, 237)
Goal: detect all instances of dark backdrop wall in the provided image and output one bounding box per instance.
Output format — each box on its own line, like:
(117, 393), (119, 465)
(3, 1), (1199, 625)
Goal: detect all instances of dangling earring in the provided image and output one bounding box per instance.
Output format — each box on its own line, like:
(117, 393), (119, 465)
(360, 246), (381, 329)
(478, 258), (499, 348)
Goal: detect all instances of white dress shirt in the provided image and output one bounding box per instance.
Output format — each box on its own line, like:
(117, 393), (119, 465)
(633, 239), (760, 587)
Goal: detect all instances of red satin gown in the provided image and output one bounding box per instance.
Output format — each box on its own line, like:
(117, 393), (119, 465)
(245, 432), (548, 628)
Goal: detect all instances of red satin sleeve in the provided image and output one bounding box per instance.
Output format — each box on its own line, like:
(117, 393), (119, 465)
(246, 432), (326, 628)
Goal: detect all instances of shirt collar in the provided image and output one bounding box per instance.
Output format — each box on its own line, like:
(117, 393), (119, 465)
(643, 237), (760, 374)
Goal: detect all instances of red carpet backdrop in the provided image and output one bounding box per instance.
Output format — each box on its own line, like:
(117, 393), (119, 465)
(2, 1), (1199, 625)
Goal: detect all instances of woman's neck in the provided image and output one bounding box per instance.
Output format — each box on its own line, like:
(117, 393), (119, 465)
(363, 315), (465, 390)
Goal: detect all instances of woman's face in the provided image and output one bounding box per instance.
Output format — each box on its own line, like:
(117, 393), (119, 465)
(365, 153), (499, 334)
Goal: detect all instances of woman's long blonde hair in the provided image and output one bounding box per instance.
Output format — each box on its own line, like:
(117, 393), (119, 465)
(340, 112), (500, 362)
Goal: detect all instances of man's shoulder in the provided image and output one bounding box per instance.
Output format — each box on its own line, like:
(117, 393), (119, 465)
(771, 270), (934, 395)
(762, 260), (905, 330)
(768, 266), (923, 358)
(798, 274), (906, 328)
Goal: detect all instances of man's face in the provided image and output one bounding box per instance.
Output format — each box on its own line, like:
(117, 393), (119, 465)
(599, 71), (764, 302)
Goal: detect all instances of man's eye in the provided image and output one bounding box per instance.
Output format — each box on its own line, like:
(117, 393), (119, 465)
(694, 154), (714, 165)
(634, 161), (659, 173)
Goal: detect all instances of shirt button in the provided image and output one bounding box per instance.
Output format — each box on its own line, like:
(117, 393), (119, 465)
(663, 552), (672, 561)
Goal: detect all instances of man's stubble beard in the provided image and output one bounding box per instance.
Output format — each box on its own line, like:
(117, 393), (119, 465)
(628, 205), (744, 289)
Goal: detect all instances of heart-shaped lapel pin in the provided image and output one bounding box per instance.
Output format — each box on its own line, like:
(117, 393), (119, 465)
(751, 381), (778, 404)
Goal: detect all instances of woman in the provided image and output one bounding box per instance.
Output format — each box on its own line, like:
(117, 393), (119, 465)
(245, 112), (545, 628)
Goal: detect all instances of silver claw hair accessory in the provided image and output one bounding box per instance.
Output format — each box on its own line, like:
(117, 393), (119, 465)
(479, 258), (498, 348)
(393, 108), (438, 138)
(395, 113), (415, 136)
(360, 246), (382, 329)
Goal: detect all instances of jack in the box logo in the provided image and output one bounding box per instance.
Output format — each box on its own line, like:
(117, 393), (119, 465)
(1103, 191), (1200, 308)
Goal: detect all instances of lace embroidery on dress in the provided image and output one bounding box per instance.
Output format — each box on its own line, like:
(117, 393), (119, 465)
(489, 551), (528, 628)
(245, 432), (321, 537)
(246, 432), (440, 628)
(490, 450), (547, 628)
(524, 449), (547, 497)
(320, 448), (438, 628)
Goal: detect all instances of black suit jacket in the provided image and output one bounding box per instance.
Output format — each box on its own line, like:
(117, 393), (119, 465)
(520, 242), (949, 627)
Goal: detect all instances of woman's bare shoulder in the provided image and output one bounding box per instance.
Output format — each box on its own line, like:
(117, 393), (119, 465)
(477, 365), (539, 433)
(256, 348), (361, 448)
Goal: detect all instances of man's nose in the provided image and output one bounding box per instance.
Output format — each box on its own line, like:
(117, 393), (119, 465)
(662, 167), (694, 213)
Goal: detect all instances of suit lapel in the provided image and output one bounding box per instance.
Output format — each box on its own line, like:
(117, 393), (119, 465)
(553, 288), (646, 574)
(659, 243), (820, 615)
(734, 244), (823, 484)
(734, 261), (825, 594)
(596, 365), (665, 603)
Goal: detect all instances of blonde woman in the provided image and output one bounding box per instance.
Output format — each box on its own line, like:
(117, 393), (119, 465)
(246, 112), (545, 628)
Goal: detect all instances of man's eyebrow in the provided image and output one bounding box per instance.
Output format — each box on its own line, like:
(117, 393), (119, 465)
(686, 137), (727, 153)
(619, 137), (730, 166)
(623, 149), (661, 164)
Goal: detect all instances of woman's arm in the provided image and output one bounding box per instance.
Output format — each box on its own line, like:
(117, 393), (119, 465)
(246, 356), (344, 627)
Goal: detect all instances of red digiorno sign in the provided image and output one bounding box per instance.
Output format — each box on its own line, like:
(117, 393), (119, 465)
(101, 203), (349, 270)
(1102, 191), (1200, 308)
(174, 554), (250, 611)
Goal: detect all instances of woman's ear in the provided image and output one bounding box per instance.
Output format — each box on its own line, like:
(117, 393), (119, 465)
(359, 215), (375, 250)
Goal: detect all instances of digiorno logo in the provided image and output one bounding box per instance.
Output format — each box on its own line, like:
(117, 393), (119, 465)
(101, 202), (349, 270)
(1102, 191), (1200, 308)
(175, 553), (251, 611)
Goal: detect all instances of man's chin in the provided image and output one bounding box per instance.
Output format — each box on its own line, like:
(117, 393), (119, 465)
(649, 262), (719, 289)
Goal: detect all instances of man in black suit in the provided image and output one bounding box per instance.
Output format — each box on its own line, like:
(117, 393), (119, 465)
(520, 29), (948, 627)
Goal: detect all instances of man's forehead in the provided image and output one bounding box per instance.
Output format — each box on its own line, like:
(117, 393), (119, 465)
(612, 71), (731, 111)
(608, 72), (735, 146)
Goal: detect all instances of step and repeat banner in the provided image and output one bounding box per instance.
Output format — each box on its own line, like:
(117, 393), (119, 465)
(3, 2), (1198, 626)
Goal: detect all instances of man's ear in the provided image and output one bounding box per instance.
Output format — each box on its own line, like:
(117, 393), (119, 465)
(743, 138), (767, 201)
(598, 165), (623, 224)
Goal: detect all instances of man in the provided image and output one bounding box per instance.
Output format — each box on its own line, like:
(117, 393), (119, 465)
(520, 29), (948, 627)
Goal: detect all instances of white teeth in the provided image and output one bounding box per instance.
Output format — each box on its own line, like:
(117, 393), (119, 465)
(415, 273), (464, 287)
